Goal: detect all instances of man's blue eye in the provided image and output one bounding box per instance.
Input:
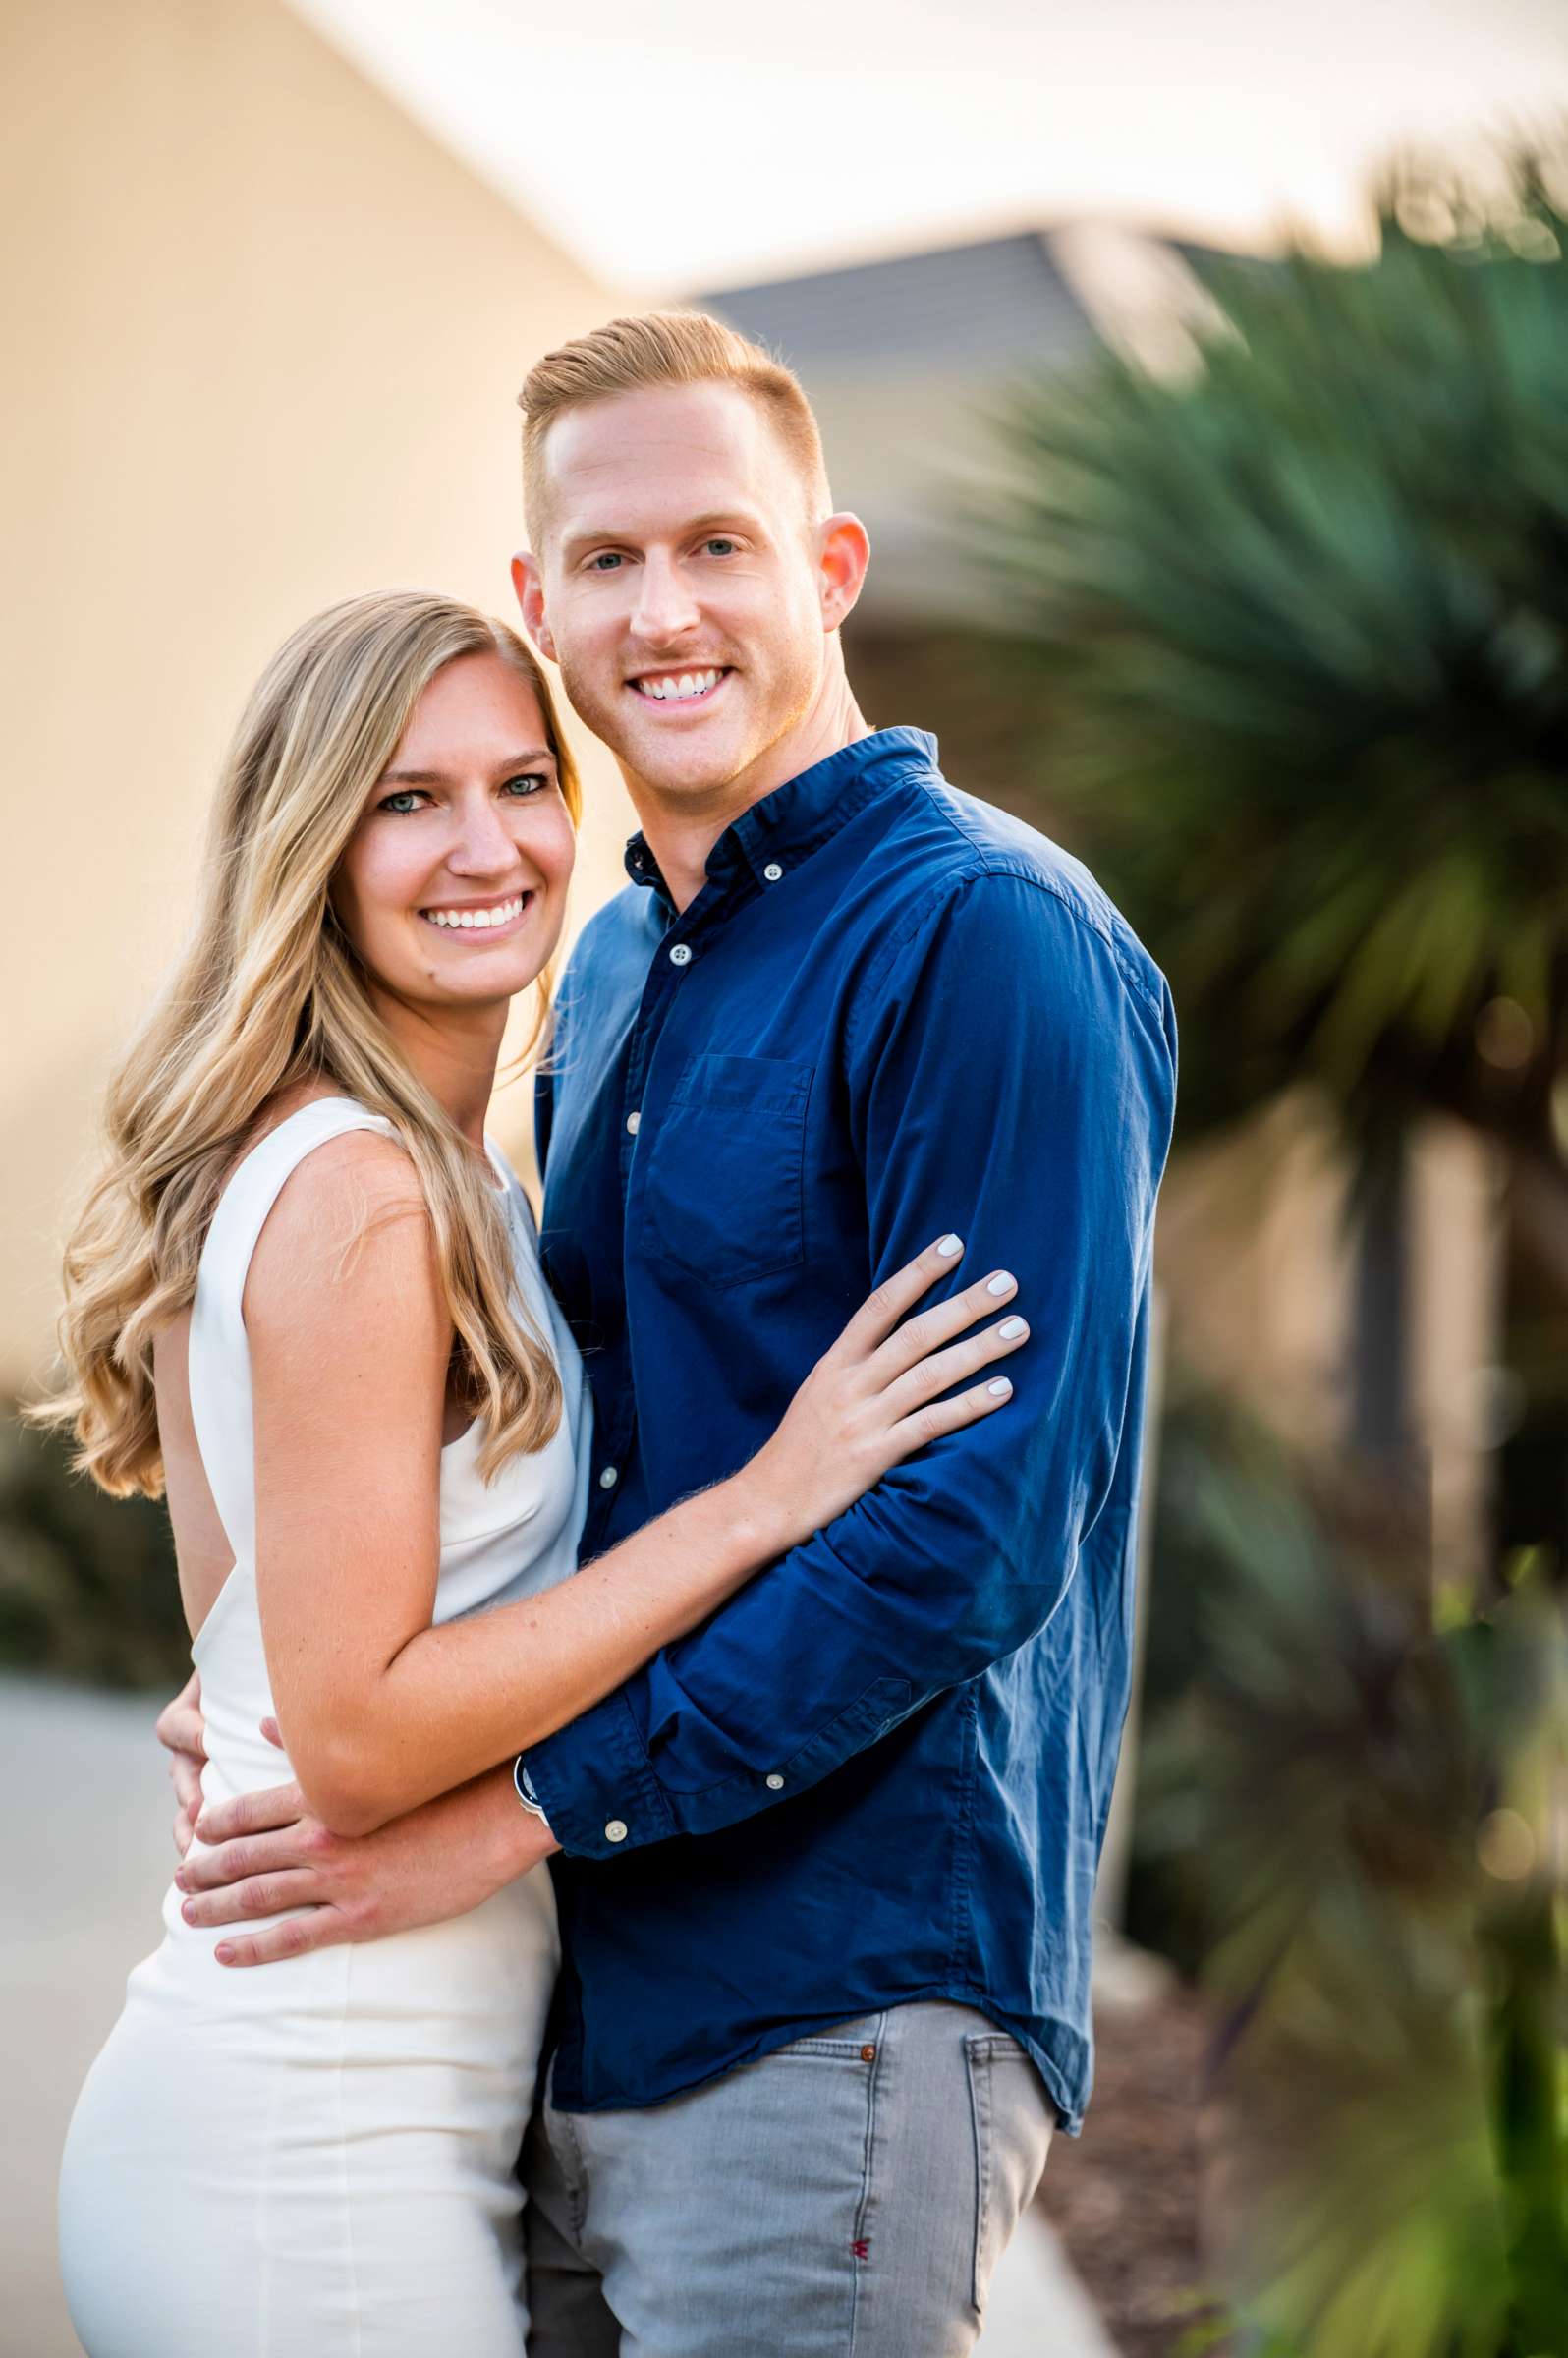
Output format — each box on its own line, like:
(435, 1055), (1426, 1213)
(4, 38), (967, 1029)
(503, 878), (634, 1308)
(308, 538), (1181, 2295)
(705, 538), (736, 556)
(590, 552), (623, 572)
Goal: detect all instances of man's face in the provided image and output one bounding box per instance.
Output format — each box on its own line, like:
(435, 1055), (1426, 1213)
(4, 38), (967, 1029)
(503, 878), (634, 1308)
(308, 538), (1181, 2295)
(519, 382), (833, 805)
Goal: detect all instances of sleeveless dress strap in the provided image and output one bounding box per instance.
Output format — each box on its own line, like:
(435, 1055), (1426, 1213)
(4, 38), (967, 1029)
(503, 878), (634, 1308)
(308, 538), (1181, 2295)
(186, 1098), (396, 1568)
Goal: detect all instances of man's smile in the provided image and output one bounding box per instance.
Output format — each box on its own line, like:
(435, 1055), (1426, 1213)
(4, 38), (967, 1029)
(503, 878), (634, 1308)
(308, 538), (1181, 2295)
(628, 666), (732, 707)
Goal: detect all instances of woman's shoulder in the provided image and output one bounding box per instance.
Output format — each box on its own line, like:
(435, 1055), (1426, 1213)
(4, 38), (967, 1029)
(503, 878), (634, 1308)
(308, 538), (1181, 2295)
(225, 1081), (394, 1172)
(238, 1097), (431, 1330)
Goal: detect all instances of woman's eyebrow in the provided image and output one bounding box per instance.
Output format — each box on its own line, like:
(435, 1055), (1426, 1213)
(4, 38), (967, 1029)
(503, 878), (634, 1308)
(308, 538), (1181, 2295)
(378, 747), (555, 785)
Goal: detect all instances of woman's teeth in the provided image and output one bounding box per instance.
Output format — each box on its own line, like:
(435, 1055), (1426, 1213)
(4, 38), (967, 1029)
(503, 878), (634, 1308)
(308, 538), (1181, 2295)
(635, 668), (724, 702)
(421, 894), (526, 931)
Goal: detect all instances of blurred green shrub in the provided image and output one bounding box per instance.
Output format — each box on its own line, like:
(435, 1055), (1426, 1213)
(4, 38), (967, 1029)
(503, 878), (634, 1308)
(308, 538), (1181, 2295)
(983, 156), (1568, 2341)
(0, 1404), (188, 1690)
(987, 146), (1568, 1177)
(1134, 1396), (1566, 2358)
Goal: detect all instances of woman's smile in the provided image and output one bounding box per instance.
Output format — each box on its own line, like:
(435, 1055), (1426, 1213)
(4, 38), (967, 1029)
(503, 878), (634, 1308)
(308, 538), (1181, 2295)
(419, 890), (532, 939)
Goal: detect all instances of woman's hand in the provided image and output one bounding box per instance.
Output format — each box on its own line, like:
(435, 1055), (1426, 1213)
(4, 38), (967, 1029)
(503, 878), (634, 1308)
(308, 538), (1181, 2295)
(742, 1236), (1026, 1547)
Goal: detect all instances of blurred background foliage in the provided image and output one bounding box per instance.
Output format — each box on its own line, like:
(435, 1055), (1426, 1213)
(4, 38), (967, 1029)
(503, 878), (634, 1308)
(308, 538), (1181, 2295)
(1137, 1391), (1565, 2358)
(986, 143), (1568, 2357)
(0, 1410), (186, 1691)
(988, 148), (1568, 1178)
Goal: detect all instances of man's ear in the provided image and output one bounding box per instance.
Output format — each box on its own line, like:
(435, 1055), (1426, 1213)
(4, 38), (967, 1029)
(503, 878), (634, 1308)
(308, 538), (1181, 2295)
(817, 513), (870, 633)
(511, 551), (557, 665)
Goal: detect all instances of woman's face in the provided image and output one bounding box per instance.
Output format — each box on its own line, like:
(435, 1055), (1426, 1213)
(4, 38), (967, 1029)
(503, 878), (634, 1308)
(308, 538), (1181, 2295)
(333, 649), (576, 1017)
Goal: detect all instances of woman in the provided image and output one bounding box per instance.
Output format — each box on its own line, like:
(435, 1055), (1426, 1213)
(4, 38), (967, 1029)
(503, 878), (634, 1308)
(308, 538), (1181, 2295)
(42, 590), (1028, 2354)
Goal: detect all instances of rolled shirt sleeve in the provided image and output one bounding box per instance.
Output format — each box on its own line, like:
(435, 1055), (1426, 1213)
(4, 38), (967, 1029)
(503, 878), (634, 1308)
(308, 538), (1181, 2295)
(525, 870), (1178, 1858)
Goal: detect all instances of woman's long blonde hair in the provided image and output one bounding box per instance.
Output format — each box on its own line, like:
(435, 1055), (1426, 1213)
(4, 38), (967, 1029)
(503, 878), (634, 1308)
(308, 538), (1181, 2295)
(37, 589), (581, 1498)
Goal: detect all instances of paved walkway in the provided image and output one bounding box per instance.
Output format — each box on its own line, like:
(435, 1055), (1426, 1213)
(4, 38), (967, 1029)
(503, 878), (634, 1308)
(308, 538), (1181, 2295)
(0, 1673), (1116, 2356)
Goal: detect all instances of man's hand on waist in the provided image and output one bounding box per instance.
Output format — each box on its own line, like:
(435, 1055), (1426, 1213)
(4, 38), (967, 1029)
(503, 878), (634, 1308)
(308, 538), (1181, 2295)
(172, 1727), (558, 1968)
(155, 1668), (207, 1857)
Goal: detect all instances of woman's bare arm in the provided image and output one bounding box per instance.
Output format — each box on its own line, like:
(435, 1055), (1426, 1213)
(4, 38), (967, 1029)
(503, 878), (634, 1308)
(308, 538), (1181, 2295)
(246, 1133), (1027, 1837)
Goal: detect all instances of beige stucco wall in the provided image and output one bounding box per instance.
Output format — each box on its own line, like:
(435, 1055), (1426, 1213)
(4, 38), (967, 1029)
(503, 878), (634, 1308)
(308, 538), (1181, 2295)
(1157, 1096), (1501, 1581)
(1, 0), (637, 1387)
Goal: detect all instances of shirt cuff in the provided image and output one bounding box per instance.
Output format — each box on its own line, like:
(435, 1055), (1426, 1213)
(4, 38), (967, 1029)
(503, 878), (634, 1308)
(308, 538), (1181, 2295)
(524, 1690), (680, 1859)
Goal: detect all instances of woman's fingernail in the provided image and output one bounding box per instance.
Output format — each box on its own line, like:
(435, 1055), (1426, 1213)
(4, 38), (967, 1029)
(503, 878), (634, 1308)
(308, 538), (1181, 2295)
(936, 1234), (962, 1258)
(987, 1378), (1013, 1397)
(215, 1944), (235, 1965)
(998, 1317), (1028, 1340)
(986, 1272), (1015, 1296)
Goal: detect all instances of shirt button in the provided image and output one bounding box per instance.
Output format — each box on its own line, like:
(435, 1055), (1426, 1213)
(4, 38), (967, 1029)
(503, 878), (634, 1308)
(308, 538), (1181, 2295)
(668, 942), (693, 968)
(763, 863), (783, 882)
(765, 1773), (784, 1790)
(626, 1110), (641, 1136)
(604, 1819), (628, 1844)
(598, 1466), (619, 1490)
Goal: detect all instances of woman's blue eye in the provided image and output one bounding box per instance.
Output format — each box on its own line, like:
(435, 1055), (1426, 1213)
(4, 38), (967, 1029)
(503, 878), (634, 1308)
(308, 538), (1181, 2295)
(502, 773), (548, 798)
(379, 789), (425, 814)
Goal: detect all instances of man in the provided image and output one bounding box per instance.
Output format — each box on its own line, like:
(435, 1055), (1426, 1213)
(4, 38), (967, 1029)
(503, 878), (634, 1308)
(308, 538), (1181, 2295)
(166, 310), (1176, 2354)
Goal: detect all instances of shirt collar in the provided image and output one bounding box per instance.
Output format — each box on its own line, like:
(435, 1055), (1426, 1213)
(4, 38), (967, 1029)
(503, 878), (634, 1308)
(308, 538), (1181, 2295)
(622, 727), (938, 900)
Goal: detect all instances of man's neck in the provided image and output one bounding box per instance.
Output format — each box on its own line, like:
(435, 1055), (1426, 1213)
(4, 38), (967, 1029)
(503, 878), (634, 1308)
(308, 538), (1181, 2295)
(626, 674), (872, 915)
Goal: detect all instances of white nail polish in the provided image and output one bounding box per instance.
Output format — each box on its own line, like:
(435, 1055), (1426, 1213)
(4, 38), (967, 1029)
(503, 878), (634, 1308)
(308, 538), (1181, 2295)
(998, 1317), (1027, 1340)
(987, 1378), (1012, 1397)
(936, 1234), (962, 1258)
(986, 1273), (1014, 1296)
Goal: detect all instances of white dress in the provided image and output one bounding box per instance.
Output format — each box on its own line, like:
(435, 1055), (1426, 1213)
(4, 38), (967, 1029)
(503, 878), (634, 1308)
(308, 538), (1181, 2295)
(58, 1098), (590, 2356)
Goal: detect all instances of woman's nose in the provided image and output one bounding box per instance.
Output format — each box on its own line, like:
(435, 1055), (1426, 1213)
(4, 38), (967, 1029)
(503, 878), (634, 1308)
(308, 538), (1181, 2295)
(447, 798), (521, 876)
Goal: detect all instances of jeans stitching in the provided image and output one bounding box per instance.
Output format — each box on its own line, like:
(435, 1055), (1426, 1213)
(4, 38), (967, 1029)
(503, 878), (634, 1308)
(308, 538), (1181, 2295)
(847, 2010), (887, 2357)
(965, 2039), (993, 2317)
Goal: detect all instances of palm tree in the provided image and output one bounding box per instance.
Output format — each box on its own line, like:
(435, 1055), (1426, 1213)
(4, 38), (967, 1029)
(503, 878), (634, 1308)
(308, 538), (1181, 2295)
(987, 151), (1568, 1474)
(983, 148), (1568, 2355)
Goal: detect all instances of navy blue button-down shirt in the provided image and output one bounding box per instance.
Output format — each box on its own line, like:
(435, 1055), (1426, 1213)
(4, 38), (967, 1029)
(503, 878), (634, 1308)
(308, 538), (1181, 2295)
(525, 727), (1176, 2135)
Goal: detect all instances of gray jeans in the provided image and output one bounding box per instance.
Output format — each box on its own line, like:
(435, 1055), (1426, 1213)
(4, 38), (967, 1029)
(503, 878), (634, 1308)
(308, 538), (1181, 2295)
(522, 2000), (1056, 2357)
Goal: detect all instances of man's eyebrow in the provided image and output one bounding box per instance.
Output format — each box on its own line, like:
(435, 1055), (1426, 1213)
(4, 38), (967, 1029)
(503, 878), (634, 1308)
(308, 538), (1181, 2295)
(560, 510), (762, 556)
(377, 747), (556, 784)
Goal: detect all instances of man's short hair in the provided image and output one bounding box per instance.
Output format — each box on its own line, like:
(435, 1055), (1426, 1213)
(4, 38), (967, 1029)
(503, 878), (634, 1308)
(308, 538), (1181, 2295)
(518, 310), (831, 541)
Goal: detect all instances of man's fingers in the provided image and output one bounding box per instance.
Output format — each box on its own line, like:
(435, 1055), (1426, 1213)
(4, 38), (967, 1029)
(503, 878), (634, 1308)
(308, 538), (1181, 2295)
(157, 1706), (206, 1762)
(835, 1236), (966, 1357)
(213, 1910), (348, 1969)
(179, 1870), (321, 1929)
(193, 1780), (304, 1847)
(177, 1825), (309, 1892)
(155, 1671), (205, 1760)
(170, 1749), (204, 1857)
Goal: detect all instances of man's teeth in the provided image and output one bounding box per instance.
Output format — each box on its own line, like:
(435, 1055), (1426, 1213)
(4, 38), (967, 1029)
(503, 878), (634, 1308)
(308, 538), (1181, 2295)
(423, 895), (526, 931)
(638, 668), (723, 702)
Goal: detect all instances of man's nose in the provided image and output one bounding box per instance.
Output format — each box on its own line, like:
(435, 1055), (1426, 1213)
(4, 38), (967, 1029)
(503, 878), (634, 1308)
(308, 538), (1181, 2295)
(632, 553), (700, 645)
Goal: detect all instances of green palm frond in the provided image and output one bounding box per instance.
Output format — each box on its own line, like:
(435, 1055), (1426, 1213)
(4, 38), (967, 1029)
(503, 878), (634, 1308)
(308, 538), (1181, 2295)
(985, 149), (1568, 1159)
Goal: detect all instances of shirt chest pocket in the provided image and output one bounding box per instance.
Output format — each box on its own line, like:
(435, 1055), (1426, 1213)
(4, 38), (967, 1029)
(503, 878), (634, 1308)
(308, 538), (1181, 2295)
(640, 1053), (814, 1290)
